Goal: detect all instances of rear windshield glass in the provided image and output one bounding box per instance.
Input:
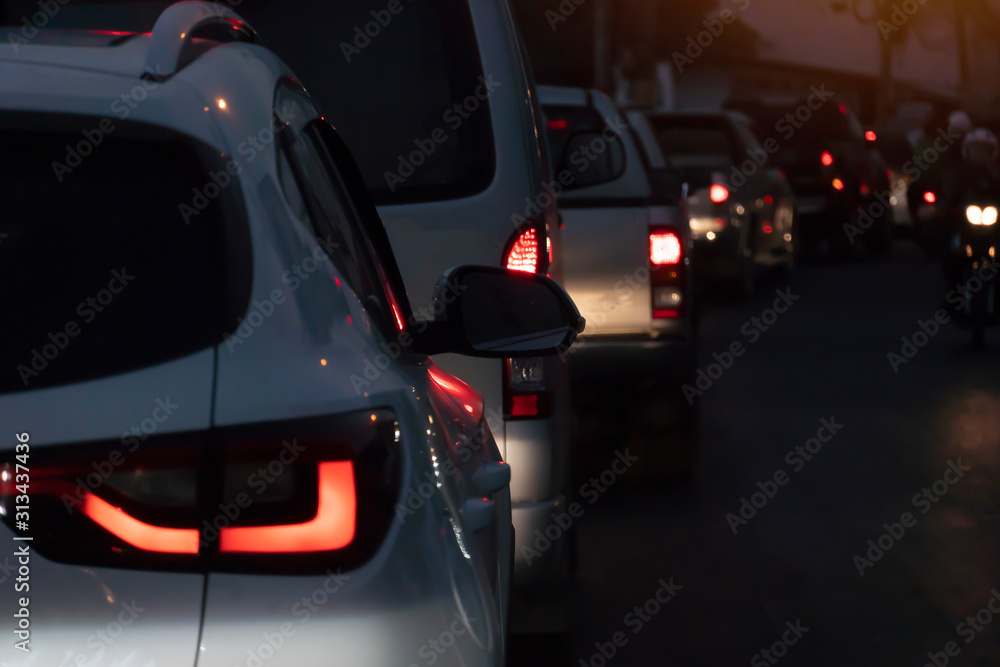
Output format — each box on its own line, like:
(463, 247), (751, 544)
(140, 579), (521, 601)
(0, 113), (250, 394)
(238, 0), (496, 206)
(647, 117), (735, 168)
(0, 0), (497, 206)
(542, 104), (613, 170)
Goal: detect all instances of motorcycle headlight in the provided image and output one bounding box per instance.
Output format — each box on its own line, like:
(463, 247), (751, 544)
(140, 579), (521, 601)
(967, 205), (984, 225)
(983, 206), (998, 226)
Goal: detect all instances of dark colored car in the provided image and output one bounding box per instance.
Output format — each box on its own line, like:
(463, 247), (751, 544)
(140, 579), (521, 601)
(727, 96), (894, 258)
(644, 111), (796, 297)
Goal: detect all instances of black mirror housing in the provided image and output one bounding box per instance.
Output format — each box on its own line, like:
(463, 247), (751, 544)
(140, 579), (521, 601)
(415, 266), (585, 358)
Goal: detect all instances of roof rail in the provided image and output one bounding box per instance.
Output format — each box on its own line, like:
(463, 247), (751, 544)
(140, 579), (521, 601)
(144, 1), (259, 82)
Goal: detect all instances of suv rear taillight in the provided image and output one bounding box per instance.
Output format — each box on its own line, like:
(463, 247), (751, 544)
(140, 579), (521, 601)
(505, 222), (549, 274)
(649, 227), (684, 319)
(1, 409), (401, 574)
(502, 221), (551, 419)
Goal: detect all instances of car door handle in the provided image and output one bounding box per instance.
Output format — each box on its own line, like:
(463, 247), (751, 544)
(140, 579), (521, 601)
(472, 462), (511, 496)
(461, 497), (496, 533)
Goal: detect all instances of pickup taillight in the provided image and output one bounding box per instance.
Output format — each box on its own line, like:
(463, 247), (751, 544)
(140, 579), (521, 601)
(649, 226), (684, 319)
(1, 409), (401, 574)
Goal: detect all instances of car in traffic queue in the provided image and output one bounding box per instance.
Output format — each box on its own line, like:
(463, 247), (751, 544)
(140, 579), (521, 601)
(15, 0), (582, 641)
(539, 86), (700, 481)
(0, 4), (583, 665)
(727, 96), (893, 258)
(643, 110), (796, 297)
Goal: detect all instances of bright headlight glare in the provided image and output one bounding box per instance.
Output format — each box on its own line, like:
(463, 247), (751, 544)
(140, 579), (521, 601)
(983, 206), (998, 225)
(966, 205), (983, 225)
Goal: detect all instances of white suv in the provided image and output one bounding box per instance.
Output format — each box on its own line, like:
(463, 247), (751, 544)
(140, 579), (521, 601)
(0, 4), (581, 665)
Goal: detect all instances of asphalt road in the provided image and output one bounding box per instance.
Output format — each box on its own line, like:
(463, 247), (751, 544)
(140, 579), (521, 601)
(511, 240), (1000, 666)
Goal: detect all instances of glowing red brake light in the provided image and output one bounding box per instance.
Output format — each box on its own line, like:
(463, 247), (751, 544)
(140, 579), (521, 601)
(821, 151), (834, 166)
(832, 178), (845, 191)
(650, 231), (682, 266)
(3, 410), (400, 574)
(709, 184), (729, 204)
(547, 119), (569, 130)
(220, 462), (356, 553)
(506, 227), (540, 273)
(865, 130), (877, 141)
(924, 191), (936, 204)
(83, 494), (199, 554)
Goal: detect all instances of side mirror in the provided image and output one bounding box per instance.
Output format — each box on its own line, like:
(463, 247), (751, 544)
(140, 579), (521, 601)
(416, 266), (585, 358)
(560, 130), (626, 189)
(647, 169), (683, 204)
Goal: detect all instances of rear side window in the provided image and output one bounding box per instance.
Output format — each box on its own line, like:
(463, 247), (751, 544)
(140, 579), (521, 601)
(648, 117), (736, 168)
(237, 0), (496, 206)
(0, 113), (250, 394)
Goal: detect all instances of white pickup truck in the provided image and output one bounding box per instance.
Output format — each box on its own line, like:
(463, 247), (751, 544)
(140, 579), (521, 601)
(539, 86), (700, 480)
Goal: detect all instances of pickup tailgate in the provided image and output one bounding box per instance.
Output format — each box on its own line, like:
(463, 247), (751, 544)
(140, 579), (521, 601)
(560, 202), (651, 335)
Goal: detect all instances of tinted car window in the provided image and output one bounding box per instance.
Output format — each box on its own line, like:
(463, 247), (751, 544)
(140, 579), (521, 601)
(238, 0), (495, 206)
(647, 117), (735, 168)
(0, 113), (250, 394)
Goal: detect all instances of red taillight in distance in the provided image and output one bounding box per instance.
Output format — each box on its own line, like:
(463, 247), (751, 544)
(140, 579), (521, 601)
(649, 227), (684, 319)
(709, 184), (729, 204)
(1, 410), (401, 574)
(924, 191), (936, 204)
(821, 151), (834, 167)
